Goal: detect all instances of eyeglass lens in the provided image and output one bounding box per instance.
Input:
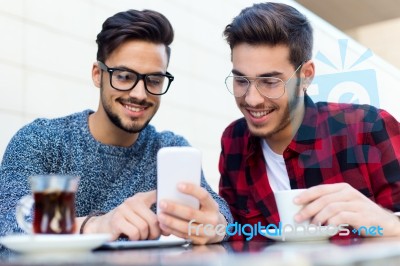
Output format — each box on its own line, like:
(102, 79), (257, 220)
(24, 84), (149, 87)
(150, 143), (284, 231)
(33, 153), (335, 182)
(111, 69), (168, 95)
(225, 76), (285, 98)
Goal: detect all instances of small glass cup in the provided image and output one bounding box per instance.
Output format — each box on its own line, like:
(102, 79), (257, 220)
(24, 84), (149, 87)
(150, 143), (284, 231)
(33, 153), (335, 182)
(16, 175), (80, 234)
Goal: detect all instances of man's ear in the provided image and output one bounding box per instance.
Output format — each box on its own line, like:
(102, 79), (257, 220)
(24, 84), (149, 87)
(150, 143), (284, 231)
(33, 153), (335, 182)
(302, 60), (315, 91)
(92, 62), (101, 88)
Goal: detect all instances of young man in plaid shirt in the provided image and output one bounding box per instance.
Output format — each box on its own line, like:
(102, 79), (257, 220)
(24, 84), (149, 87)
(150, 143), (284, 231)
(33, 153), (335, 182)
(220, 2), (400, 241)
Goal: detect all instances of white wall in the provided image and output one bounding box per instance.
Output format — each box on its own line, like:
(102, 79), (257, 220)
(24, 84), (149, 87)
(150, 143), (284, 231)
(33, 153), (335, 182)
(1, 0), (399, 191)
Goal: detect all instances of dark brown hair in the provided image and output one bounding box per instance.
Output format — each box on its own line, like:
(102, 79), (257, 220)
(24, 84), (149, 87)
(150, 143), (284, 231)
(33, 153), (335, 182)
(223, 2), (313, 67)
(96, 9), (174, 63)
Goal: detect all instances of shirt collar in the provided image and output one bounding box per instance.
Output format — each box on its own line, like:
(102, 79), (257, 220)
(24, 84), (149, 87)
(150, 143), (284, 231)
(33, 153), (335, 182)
(288, 94), (318, 155)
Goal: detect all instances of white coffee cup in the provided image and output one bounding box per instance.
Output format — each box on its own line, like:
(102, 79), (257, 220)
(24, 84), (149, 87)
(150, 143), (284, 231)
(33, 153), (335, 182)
(274, 189), (309, 226)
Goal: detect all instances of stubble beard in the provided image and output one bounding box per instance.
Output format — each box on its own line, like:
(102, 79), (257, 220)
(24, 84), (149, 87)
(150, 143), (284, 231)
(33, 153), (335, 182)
(100, 82), (154, 134)
(103, 104), (152, 134)
(249, 85), (303, 139)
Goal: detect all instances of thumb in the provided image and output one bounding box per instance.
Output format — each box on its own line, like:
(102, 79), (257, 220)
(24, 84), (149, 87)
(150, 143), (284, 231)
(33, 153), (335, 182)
(142, 190), (157, 206)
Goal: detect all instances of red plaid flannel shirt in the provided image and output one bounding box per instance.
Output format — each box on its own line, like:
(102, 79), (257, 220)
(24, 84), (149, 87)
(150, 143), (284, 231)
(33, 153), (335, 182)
(219, 95), (400, 241)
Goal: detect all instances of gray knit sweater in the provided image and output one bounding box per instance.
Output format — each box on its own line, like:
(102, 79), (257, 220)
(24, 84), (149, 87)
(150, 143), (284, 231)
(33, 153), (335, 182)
(0, 110), (233, 237)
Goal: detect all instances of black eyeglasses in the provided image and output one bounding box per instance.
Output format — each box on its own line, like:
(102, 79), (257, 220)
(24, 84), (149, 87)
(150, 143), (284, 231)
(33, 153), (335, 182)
(98, 61), (174, 95)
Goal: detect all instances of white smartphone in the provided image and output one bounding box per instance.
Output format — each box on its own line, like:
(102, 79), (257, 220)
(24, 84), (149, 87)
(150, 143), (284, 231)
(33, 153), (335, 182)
(157, 147), (201, 213)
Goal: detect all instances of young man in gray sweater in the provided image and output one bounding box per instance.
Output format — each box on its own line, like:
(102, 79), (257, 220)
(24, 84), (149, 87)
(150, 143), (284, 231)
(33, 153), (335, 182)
(0, 9), (232, 244)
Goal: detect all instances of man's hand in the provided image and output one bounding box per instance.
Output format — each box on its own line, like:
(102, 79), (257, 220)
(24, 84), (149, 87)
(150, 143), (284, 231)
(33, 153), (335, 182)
(157, 182), (227, 245)
(294, 183), (400, 237)
(79, 190), (160, 241)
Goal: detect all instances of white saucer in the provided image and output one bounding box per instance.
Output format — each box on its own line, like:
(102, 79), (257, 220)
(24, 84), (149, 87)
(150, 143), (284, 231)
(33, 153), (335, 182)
(0, 234), (112, 254)
(260, 226), (332, 242)
(101, 235), (191, 249)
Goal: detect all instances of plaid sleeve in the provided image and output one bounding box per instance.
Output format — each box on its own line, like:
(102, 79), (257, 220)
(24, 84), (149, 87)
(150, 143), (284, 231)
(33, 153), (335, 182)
(218, 120), (246, 222)
(218, 132), (244, 241)
(219, 150), (239, 211)
(368, 109), (400, 211)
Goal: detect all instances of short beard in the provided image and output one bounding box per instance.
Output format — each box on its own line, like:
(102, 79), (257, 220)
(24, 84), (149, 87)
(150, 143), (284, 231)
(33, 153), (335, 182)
(103, 106), (151, 134)
(263, 92), (302, 138)
(250, 82), (303, 139)
(100, 78), (152, 134)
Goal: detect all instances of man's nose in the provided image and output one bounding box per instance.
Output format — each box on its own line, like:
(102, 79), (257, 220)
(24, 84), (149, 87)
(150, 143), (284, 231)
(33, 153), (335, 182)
(244, 81), (265, 106)
(128, 79), (147, 100)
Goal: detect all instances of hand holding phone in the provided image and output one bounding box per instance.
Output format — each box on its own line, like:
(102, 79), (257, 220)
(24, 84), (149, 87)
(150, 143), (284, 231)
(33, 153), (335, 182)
(157, 147), (201, 213)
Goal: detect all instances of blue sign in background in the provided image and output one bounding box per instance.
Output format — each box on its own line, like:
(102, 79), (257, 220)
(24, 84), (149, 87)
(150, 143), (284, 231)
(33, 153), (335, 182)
(310, 69), (379, 108)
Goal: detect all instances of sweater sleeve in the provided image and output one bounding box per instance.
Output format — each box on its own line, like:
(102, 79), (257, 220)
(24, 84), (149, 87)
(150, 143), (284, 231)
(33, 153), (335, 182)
(0, 121), (52, 237)
(200, 171), (234, 241)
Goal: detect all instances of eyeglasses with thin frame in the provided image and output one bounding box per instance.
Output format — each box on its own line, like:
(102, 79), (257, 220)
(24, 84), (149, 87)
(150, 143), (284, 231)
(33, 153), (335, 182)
(98, 61), (174, 95)
(224, 64), (303, 99)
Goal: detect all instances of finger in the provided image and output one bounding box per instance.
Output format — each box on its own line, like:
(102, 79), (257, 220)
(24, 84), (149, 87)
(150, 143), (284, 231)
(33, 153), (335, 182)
(131, 209), (160, 239)
(295, 191), (347, 222)
(159, 223), (185, 238)
(118, 200), (150, 239)
(296, 186), (362, 222)
(115, 208), (153, 240)
(159, 199), (220, 227)
(178, 183), (218, 211)
(133, 209), (160, 240)
(310, 202), (358, 225)
(158, 213), (193, 236)
(159, 212), (223, 242)
(160, 223), (208, 245)
(123, 210), (150, 240)
(326, 210), (360, 228)
(294, 183), (348, 205)
(160, 228), (171, 236)
(114, 218), (141, 240)
(160, 222), (172, 235)
(141, 190), (157, 207)
(159, 200), (199, 222)
(124, 196), (161, 239)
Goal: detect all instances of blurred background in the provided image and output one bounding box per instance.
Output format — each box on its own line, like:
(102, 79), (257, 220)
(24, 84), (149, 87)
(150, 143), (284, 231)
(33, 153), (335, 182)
(1, 0), (399, 190)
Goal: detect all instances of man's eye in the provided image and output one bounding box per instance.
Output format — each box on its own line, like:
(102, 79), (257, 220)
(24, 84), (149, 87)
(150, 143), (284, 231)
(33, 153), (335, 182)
(259, 78), (281, 87)
(147, 76), (164, 86)
(234, 77), (248, 86)
(115, 71), (135, 82)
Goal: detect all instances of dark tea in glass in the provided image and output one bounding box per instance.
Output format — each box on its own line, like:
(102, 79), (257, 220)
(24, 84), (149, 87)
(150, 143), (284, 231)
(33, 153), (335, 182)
(33, 191), (76, 234)
(16, 175), (80, 234)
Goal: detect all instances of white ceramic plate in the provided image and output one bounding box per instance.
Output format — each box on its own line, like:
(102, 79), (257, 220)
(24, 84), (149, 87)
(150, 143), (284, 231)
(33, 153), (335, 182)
(0, 234), (112, 254)
(101, 235), (191, 249)
(260, 227), (332, 242)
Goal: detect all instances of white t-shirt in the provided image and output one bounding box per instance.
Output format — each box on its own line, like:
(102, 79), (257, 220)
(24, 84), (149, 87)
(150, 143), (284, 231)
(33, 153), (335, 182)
(261, 139), (290, 192)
